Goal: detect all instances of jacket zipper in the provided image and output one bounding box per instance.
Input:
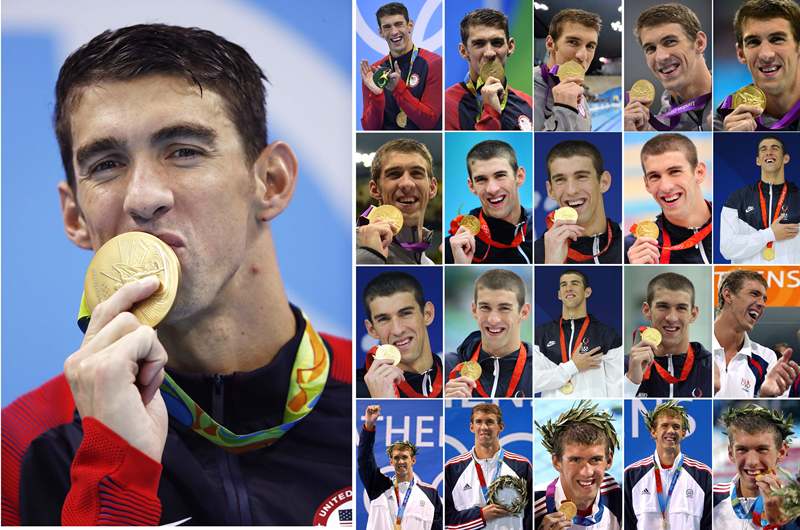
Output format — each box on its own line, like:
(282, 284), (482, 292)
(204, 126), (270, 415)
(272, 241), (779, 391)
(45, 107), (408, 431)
(213, 376), (252, 524)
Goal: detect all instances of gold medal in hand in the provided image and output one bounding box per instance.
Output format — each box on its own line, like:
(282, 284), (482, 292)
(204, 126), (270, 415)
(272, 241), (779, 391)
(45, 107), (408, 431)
(84, 232), (181, 327)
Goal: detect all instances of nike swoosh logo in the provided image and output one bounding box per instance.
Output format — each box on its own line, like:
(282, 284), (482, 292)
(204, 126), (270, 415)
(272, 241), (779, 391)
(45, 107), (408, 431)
(163, 517), (192, 526)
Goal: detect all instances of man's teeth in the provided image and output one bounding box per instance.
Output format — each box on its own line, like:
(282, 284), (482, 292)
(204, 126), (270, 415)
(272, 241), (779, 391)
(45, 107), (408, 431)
(395, 338), (412, 347)
(487, 327), (504, 334)
(397, 197), (417, 204)
(659, 64), (679, 74)
(662, 194), (680, 203)
(488, 196), (505, 205)
(391, 36), (403, 43)
(566, 199), (585, 207)
(761, 65), (780, 73)
(577, 479), (594, 487)
(663, 326), (679, 332)
(748, 310), (759, 319)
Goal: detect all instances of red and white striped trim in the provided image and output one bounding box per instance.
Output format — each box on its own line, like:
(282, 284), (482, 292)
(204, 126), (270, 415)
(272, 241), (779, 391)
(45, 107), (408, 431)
(504, 451), (531, 465)
(624, 456), (654, 471)
(684, 457), (711, 473)
(445, 452), (473, 467)
(445, 516), (484, 530)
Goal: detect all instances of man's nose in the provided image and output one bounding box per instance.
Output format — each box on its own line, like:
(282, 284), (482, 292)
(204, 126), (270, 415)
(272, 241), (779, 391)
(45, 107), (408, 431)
(123, 160), (174, 223)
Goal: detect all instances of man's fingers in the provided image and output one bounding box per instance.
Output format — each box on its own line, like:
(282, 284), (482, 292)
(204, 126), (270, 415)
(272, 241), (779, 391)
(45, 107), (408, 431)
(780, 347), (794, 364)
(80, 311), (143, 356)
(84, 275), (161, 341)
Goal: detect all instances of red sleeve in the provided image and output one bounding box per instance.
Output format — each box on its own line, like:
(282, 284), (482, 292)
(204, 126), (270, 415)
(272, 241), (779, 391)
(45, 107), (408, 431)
(2, 374), (75, 526)
(62, 417), (162, 525)
(394, 51), (442, 129)
(445, 84), (464, 130)
(361, 59), (387, 130)
(475, 104), (501, 131)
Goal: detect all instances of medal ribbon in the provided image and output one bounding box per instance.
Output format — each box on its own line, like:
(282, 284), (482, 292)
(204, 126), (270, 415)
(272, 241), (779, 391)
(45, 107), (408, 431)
(629, 216), (711, 264)
(759, 182), (788, 253)
(559, 316), (591, 363)
(654, 454), (683, 524)
(719, 94), (800, 130)
(648, 93), (711, 131)
(78, 296), (329, 452)
(394, 476), (416, 527)
(544, 478), (606, 526)
(545, 211), (613, 262)
(465, 72), (510, 123)
(448, 212), (527, 263)
(643, 344), (695, 384)
(359, 205), (431, 252)
(388, 46), (419, 87)
(730, 478), (771, 527)
(447, 342), (527, 397)
(366, 346), (443, 398)
(473, 448), (504, 502)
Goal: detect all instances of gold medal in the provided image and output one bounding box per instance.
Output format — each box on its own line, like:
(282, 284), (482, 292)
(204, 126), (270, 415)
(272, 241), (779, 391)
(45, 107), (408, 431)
(460, 361), (482, 381)
(635, 220), (660, 239)
(560, 381), (574, 395)
(367, 204), (404, 235)
(662, 518), (669, 530)
(553, 206), (579, 223)
(733, 84), (767, 111)
(479, 60), (505, 84)
(375, 344), (402, 366)
(762, 246), (776, 261)
(641, 327), (662, 346)
(396, 110), (408, 129)
(459, 214), (481, 236)
(559, 501), (577, 520)
(394, 522), (402, 530)
(558, 60), (585, 81)
(629, 79), (656, 105)
(84, 232), (181, 328)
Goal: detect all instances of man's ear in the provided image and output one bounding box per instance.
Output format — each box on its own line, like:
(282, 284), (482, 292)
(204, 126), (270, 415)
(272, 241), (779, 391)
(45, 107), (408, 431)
(253, 141), (298, 222)
(736, 43), (746, 65)
(58, 181), (92, 250)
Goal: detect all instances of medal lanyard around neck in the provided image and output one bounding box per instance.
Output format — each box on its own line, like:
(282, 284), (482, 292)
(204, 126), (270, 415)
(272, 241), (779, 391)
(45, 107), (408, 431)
(474, 448), (504, 502)
(465, 74), (509, 121)
(759, 182), (787, 254)
(78, 295), (330, 452)
(389, 46), (418, 86)
(545, 477), (606, 526)
(560, 316), (590, 363)
(654, 454), (683, 525)
(394, 476), (416, 527)
(730, 478), (770, 527)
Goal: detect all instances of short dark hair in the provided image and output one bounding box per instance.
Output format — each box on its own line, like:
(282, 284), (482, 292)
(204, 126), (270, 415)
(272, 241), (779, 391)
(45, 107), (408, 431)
(635, 3), (702, 44)
(734, 0), (800, 47)
(466, 140), (519, 180)
(546, 140), (604, 182)
(370, 138), (434, 182)
(376, 2), (410, 26)
(647, 272), (696, 307)
(55, 24), (268, 190)
(474, 269), (527, 310)
(363, 272), (426, 321)
(758, 135), (786, 153)
(640, 133), (699, 172)
(723, 405), (792, 449)
(559, 269), (590, 289)
(470, 403), (504, 425)
(552, 422), (613, 460)
(460, 8), (510, 46)
(549, 9), (602, 42)
(718, 270), (768, 310)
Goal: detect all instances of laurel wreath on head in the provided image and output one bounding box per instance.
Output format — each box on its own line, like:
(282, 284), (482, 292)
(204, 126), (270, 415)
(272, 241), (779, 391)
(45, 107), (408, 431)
(642, 400), (690, 433)
(386, 440), (419, 458)
(535, 400), (619, 456)
(720, 404), (794, 442)
(487, 475), (528, 514)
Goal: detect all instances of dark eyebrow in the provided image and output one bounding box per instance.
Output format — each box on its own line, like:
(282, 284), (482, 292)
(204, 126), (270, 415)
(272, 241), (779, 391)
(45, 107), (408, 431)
(151, 124), (217, 146)
(76, 137), (126, 168)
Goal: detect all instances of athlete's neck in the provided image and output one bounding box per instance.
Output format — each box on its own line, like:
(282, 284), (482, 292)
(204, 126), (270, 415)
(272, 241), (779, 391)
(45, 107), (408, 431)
(486, 203), (523, 226)
(657, 447), (679, 468)
(738, 476), (758, 498)
(475, 441), (501, 459)
(390, 42), (414, 58)
(674, 65), (712, 101)
(761, 171), (786, 185)
(581, 208), (608, 236)
(562, 305), (588, 320)
(481, 338), (522, 358)
(714, 311), (747, 365)
(656, 337), (690, 357)
(561, 479), (595, 511)
(399, 348), (434, 374)
(763, 75), (800, 118)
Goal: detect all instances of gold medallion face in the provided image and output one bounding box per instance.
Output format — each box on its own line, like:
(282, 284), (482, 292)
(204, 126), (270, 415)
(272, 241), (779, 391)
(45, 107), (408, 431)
(396, 110), (408, 129)
(460, 361), (483, 381)
(84, 232), (181, 327)
(460, 215), (481, 236)
(629, 79), (656, 104)
(553, 206), (579, 223)
(641, 327), (662, 346)
(732, 85), (767, 111)
(480, 60), (505, 83)
(635, 220), (660, 239)
(559, 381), (575, 395)
(367, 204), (404, 235)
(558, 61), (585, 81)
(559, 501), (577, 520)
(375, 344), (402, 365)
(762, 246), (776, 261)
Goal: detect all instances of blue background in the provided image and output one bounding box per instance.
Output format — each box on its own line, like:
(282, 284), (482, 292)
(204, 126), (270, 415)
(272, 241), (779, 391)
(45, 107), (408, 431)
(533, 132), (622, 243)
(444, 132), (533, 230)
(623, 399), (712, 468)
(444, 398), (533, 464)
(2, 0), (352, 405)
(713, 132), (800, 263)
(356, 266), (444, 371)
(356, 0), (444, 131)
(355, 399), (443, 527)
(533, 266), (622, 335)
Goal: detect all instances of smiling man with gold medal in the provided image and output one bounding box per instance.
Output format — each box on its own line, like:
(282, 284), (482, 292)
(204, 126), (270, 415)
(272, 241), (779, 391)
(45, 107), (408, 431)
(534, 269), (623, 398)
